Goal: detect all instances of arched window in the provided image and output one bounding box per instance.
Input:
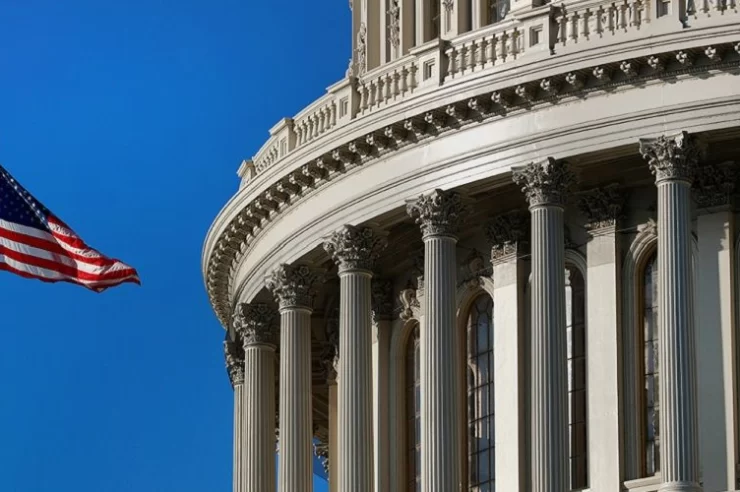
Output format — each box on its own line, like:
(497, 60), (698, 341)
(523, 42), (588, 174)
(641, 253), (660, 476)
(405, 325), (421, 491)
(566, 265), (588, 489)
(466, 294), (495, 491)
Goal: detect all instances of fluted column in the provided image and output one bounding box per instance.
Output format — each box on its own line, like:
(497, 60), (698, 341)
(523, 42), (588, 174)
(324, 225), (388, 492)
(267, 264), (324, 492)
(640, 132), (703, 492)
(233, 303), (279, 492)
(407, 189), (468, 492)
(513, 158), (575, 492)
(225, 338), (246, 492)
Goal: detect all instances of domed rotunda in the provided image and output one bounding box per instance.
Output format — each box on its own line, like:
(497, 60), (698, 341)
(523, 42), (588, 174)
(203, 1), (740, 491)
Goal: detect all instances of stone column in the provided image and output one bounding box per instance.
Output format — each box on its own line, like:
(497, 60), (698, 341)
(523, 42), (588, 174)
(486, 211), (529, 492)
(233, 303), (278, 492)
(372, 279), (394, 492)
(694, 163), (738, 491)
(324, 225), (388, 492)
(267, 264), (324, 492)
(224, 338), (246, 492)
(407, 189), (468, 492)
(512, 158), (575, 492)
(639, 131), (703, 492)
(577, 185), (624, 492)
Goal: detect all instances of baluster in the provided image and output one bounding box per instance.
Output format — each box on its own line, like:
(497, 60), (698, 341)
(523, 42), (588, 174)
(384, 74), (392, 102)
(508, 29), (518, 57)
(496, 33), (506, 61)
(485, 35), (495, 66)
(400, 67), (409, 93)
(446, 47), (457, 77)
(619, 0), (628, 30)
(468, 42), (477, 71)
(392, 71), (400, 98)
(580, 9), (590, 38)
(409, 64), (418, 90)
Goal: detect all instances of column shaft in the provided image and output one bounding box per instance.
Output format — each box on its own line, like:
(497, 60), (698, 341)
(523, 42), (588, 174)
(657, 180), (701, 491)
(338, 270), (375, 492)
(233, 383), (245, 492)
(422, 235), (460, 491)
(244, 346), (277, 492)
(278, 308), (314, 492)
(530, 205), (569, 492)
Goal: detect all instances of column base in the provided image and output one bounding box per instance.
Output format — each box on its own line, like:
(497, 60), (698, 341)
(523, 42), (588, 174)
(659, 481), (703, 492)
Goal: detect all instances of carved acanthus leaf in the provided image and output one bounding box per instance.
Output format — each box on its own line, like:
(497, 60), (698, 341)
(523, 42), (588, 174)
(224, 338), (245, 387)
(693, 162), (737, 209)
(372, 279), (394, 322)
(512, 158), (576, 207)
(639, 131), (704, 184)
(323, 225), (388, 272)
(486, 211), (528, 262)
(406, 189), (469, 238)
(577, 184), (624, 230)
(266, 264), (325, 309)
(233, 302), (278, 348)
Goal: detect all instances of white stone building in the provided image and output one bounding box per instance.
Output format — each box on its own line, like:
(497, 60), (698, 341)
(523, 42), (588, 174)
(203, 0), (740, 490)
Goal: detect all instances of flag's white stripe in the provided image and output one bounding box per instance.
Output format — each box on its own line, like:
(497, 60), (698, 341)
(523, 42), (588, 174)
(0, 219), (106, 260)
(0, 236), (131, 276)
(0, 255), (133, 288)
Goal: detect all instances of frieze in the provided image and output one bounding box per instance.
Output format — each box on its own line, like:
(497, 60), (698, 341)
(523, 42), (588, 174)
(205, 42), (740, 329)
(639, 131), (704, 184)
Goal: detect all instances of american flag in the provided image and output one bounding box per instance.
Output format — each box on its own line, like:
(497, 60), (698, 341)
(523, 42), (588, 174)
(0, 165), (140, 292)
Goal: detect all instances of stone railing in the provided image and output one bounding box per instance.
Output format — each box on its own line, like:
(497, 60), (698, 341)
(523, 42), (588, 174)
(238, 0), (738, 186)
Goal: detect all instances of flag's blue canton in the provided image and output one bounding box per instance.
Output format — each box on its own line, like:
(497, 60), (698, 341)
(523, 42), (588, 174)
(0, 166), (50, 230)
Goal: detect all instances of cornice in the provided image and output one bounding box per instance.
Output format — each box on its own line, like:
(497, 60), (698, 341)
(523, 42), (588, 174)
(203, 41), (740, 328)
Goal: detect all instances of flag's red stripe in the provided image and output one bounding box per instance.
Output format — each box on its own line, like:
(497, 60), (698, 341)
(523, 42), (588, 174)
(0, 245), (138, 282)
(0, 262), (140, 292)
(0, 226), (116, 267)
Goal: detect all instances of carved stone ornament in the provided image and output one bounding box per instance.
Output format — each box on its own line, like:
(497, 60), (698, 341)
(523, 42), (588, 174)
(224, 338), (245, 387)
(639, 131), (704, 184)
(693, 162), (737, 209)
(399, 282), (420, 321)
(486, 211), (528, 262)
(266, 264), (324, 309)
(443, 0), (454, 11)
(512, 158), (576, 208)
(323, 225), (388, 272)
(233, 302), (278, 349)
(577, 184), (624, 230)
(356, 23), (367, 77)
(406, 189), (469, 238)
(372, 278), (394, 322)
(320, 336), (339, 383)
(388, 0), (401, 48)
(459, 249), (490, 288)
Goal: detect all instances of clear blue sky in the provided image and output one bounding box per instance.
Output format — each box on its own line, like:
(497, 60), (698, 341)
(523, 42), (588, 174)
(0, 1), (347, 491)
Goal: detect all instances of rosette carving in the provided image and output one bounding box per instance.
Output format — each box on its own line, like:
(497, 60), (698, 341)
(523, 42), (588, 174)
(323, 225), (388, 272)
(224, 338), (245, 387)
(577, 184), (624, 230)
(486, 211), (528, 262)
(512, 158), (575, 208)
(639, 131), (704, 184)
(233, 302), (278, 349)
(406, 189), (469, 238)
(266, 264), (325, 309)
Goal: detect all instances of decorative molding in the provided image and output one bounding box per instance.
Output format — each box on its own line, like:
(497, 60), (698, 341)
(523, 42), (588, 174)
(356, 23), (367, 76)
(458, 249), (491, 288)
(638, 131), (704, 184)
(233, 302), (278, 348)
(323, 225), (388, 272)
(224, 338), (245, 387)
(693, 161), (737, 209)
(399, 282), (420, 321)
(372, 278), (394, 322)
(406, 189), (469, 238)
(512, 158), (576, 208)
(266, 264), (325, 310)
(577, 184), (625, 230)
(486, 211), (528, 263)
(204, 42), (740, 329)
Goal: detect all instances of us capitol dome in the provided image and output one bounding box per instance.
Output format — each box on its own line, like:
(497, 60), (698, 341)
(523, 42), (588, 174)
(203, 0), (740, 490)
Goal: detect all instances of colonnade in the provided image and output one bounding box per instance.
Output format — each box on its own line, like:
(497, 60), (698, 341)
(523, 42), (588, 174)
(222, 131), (704, 492)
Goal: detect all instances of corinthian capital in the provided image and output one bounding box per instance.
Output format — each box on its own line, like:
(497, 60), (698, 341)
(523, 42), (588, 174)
(406, 189), (469, 238)
(323, 225), (388, 272)
(639, 131), (704, 184)
(233, 302), (278, 349)
(512, 158), (575, 208)
(486, 211), (529, 262)
(224, 338), (245, 387)
(577, 184), (625, 230)
(266, 264), (325, 310)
